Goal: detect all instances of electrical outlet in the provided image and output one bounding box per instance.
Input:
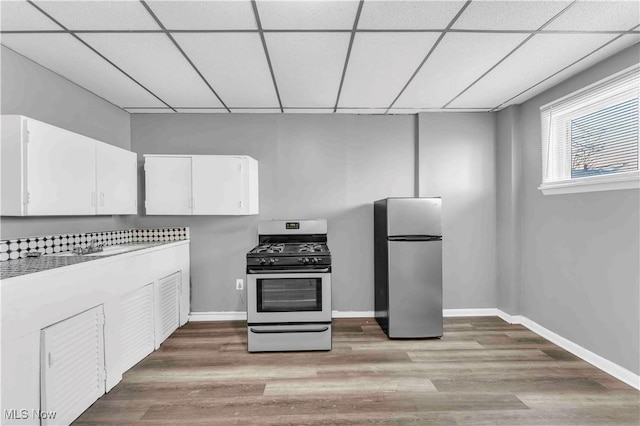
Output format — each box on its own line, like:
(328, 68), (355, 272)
(236, 279), (244, 291)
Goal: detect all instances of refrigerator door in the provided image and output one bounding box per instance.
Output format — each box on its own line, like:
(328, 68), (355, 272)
(387, 198), (441, 237)
(387, 240), (443, 338)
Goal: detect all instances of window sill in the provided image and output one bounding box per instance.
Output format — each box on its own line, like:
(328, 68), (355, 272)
(539, 171), (640, 195)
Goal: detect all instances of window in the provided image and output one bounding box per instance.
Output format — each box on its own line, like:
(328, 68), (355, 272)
(539, 65), (639, 195)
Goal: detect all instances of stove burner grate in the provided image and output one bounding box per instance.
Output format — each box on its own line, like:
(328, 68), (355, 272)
(298, 243), (324, 253)
(255, 243), (284, 254)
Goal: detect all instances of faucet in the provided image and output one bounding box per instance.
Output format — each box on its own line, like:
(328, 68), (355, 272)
(73, 239), (104, 255)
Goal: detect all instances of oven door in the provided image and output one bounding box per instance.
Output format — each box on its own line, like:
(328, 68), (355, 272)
(247, 271), (331, 324)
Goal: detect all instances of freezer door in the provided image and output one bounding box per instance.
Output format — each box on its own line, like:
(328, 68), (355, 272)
(388, 240), (443, 338)
(387, 198), (441, 237)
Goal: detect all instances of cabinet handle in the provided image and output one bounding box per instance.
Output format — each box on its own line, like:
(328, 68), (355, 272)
(91, 192), (96, 207)
(48, 352), (53, 367)
(192, 197), (196, 210)
(100, 193), (105, 206)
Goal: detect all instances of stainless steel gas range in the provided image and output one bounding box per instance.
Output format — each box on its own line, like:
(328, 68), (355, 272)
(246, 219), (332, 352)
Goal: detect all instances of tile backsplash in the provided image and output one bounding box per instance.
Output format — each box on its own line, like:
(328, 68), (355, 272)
(0, 227), (189, 261)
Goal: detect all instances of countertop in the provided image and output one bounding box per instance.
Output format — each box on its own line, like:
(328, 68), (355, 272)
(0, 241), (184, 280)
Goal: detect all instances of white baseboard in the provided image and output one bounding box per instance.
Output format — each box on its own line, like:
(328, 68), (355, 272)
(443, 308), (499, 317)
(189, 308), (639, 390)
(497, 309), (639, 390)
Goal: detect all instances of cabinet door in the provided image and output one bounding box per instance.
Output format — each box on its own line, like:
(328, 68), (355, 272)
(155, 272), (181, 347)
(26, 118), (96, 215)
(96, 143), (137, 215)
(120, 284), (155, 372)
(41, 305), (105, 426)
(192, 156), (243, 215)
(144, 156), (192, 215)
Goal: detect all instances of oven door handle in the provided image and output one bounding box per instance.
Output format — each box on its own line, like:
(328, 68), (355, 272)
(250, 327), (329, 334)
(247, 268), (330, 274)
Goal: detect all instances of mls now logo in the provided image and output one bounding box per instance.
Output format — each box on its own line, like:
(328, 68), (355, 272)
(4, 409), (57, 420)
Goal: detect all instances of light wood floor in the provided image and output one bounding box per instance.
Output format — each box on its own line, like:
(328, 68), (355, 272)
(74, 317), (639, 425)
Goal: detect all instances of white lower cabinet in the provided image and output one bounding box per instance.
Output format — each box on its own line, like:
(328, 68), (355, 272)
(155, 272), (181, 347)
(40, 305), (106, 426)
(119, 284), (155, 372)
(1, 242), (190, 426)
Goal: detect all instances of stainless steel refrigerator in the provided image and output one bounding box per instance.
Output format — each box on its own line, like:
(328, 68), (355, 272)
(374, 197), (443, 338)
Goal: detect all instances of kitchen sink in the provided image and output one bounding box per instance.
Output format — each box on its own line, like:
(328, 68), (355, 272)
(47, 243), (155, 257)
(84, 243), (154, 256)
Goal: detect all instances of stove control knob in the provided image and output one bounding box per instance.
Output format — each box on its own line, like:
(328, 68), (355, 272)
(302, 257), (310, 264)
(269, 258), (276, 264)
(311, 257), (319, 264)
(258, 258), (267, 265)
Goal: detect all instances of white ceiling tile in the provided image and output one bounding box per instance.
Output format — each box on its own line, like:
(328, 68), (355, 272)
(449, 33), (620, 109)
(0, 0), (61, 31)
(283, 108), (334, 114)
(256, 0), (359, 30)
(358, 0), (466, 29)
(172, 33), (278, 108)
(395, 32), (529, 109)
(504, 34), (640, 107)
(0, 33), (165, 108)
(175, 109), (229, 113)
(339, 32), (440, 108)
(146, 0), (256, 30)
(452, 0), (572, 31)
(125, 108), (175, 113)
(266, 33), (350, 108)
(78, 33), (223, 108)
(545, 0), (640, 31)
(32, 0), (160, 30)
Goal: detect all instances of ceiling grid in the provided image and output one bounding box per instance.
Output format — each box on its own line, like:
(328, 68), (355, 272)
(22, 0), (177, 111)
(384, 0), (473, 113)
(250, 0), (283, 113)
(140, 0), (230, 112)
(333, 0), (365, 113)
(442, 0), (579, 109)
(0, 0), (637, 114)
(493, 23), (640, 111)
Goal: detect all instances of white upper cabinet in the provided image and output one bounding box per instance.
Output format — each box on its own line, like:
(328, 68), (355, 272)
(191, 155), (243, 215)
(144, 154), (259, 216)
(1, 115), (137, 216)
(96, 142), (137, 215)
(144, 156), (192, 215)
(1, 115), (96, 215)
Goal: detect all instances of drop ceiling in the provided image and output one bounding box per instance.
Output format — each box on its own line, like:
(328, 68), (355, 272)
(1, 0), (638, 114)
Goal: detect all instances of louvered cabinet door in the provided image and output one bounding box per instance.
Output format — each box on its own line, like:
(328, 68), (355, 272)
(120, 284), (155, 372)
(155, 272), (181, 347)
(40, 305), (106, 426)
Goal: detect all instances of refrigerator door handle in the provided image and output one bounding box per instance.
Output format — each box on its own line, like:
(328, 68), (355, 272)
(387, 235), (442, 242)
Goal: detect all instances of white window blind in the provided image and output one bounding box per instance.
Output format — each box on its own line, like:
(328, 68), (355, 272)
(540, 65), (640, 195)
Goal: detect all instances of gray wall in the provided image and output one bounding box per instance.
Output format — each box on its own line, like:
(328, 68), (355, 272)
(0, 46), (132, 239)
(131, 114), (416, 312)
(418, 113), (498, 309)
(497, 44), (640, 375)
